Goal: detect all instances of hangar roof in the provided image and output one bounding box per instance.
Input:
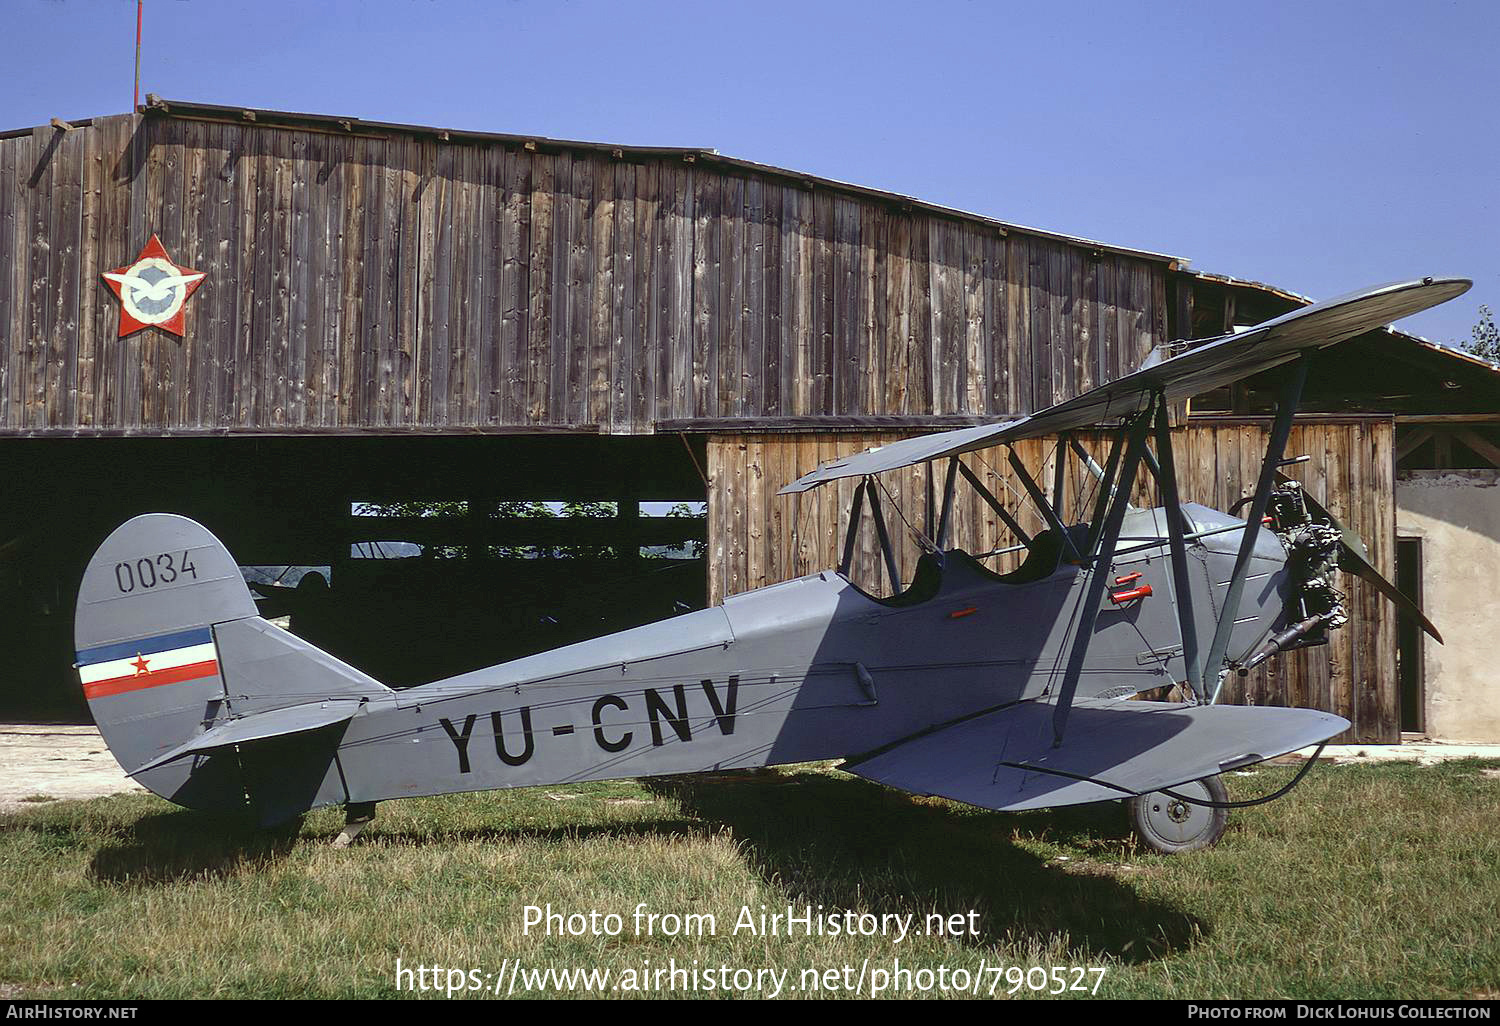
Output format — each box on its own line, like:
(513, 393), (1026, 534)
(1179, 269), (1500, 418)
(2, 97), (1490, 430)
(4, 94), (1188, 268)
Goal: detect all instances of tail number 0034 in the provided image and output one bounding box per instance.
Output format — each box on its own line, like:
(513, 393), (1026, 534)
(114, 552), (199, 594)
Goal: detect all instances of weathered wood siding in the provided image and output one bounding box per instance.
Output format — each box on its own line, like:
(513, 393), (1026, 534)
(0, 113), (1168, 435)
(706, 417), (1398, 742)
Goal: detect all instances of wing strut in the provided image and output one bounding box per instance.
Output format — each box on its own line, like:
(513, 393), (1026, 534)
(935, 456), (961, 550)
(838, 478), (868, 576)
(1007, 446), (1084, 563)
(1051, 400), (1158, 746)
(1068, 435), (1109, 485)
(864, 477), (903, 593)
(1052, 433), (1072, 512)
(1084, 428), (1128, 554)
(1203, 355), (1310, 699)
(956, 461), (1032, 547)
(1152, 399), (1205, 703)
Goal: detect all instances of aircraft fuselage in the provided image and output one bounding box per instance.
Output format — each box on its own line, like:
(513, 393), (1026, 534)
(323, 502), (1291, 807)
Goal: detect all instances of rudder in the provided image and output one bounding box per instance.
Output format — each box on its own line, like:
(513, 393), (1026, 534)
(74, 514), (389, 817)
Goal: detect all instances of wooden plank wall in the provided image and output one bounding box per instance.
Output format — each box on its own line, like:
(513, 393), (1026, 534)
(706, 417), (1398, 741)
(0, 113), (1168, 435)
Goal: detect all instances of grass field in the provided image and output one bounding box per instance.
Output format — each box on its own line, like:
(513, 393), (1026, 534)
(1, 759), (1498, 999)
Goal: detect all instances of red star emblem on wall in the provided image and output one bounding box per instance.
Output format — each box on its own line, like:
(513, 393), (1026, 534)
(101, 234), (207, 339)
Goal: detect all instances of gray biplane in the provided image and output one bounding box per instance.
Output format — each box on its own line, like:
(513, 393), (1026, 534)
(73, 277), (1467, 852)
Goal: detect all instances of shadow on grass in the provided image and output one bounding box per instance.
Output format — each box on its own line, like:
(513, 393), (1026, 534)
(58, 770), (1206, 961)
(73, 804), (714, 886)
(85, 808), (302, 886)
(363, 816), (715, 849)
(645, 769), (1206, 963)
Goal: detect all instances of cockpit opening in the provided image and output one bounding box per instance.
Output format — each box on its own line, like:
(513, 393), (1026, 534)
(849, 527), (1071, 607)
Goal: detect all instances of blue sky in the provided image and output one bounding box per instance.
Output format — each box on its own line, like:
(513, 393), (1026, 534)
(7, 0), (1495, 345)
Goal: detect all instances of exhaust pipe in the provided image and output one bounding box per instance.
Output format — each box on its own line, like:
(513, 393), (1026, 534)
(1238, 612), (1336, 675)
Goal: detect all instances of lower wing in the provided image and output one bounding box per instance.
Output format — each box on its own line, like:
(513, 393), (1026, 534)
(843, 696), (1346, 812)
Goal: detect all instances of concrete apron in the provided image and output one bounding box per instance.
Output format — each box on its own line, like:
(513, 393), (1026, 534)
(1289, 741), (1500, 765)
(2, 725), (1497, 813)
(0, 724), (146, 812)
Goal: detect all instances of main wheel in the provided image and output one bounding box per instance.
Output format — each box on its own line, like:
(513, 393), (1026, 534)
(1128, 775), (1229, 854)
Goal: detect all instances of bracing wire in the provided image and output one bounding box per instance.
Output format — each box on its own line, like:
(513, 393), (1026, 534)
(874, 475), (935, 554)
(996, 742), (1330, 810)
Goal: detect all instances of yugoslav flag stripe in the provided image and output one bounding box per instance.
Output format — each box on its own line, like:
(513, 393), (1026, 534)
(76, 626), (214, 666)
(78, 642), (218, 684)
(77, 640), (221, 700)
(82, 660), (220, 700)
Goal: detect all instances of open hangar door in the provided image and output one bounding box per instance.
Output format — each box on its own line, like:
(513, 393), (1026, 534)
(0, 433), (707, 719)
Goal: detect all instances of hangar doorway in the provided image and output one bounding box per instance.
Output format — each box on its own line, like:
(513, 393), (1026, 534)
(1396, 536), (1425, 735)
(0, 433), (708, 719)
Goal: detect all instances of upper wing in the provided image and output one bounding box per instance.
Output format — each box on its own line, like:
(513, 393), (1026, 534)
(780, 276), (1470, 493)
(843, 696), (1347, 811)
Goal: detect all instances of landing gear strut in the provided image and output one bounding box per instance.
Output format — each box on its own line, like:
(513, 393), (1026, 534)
(1128, 775), (1228, 854)
(332, 801), (378, 848)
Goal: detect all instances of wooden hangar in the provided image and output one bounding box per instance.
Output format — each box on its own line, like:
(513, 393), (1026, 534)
(2, 97), (1496, 739)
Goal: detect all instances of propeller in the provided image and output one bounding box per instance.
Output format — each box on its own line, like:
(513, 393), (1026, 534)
(1275, 472), (1442, 644)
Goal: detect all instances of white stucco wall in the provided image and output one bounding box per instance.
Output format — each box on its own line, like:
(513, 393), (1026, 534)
(1396, 470), (1500, 742)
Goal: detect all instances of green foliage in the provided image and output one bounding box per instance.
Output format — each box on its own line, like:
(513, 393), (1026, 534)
(1458, 304), (1499, 362)
(557, 501), (616, 519)
(351, 500), (705, 561)
(351, 499), (466, 519)
(665, 501), (708, 558)
(354, 499), (622, 560)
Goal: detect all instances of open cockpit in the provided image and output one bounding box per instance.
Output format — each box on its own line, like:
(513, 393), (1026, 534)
(845, 527), (1078, 609)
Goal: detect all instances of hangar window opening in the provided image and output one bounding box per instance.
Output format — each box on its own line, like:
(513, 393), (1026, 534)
(288, 434), (711, 688)
(241, 565), (333, 586)
(314, 489), (708, 687)
(348, 499), (706, 560)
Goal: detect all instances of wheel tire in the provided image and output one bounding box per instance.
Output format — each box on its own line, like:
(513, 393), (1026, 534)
(1128, 774), (1229, 854)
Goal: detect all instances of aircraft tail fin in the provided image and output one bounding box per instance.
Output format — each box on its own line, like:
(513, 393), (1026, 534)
(74, 514), (390, 817)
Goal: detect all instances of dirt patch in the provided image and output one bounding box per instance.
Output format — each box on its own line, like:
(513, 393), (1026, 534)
(0, 725), (145, 812)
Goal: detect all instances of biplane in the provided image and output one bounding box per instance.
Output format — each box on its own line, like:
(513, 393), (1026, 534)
(72, 277), (1467, 852)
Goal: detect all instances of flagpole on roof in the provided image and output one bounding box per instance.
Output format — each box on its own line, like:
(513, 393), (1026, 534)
(133, 1), (143, 111)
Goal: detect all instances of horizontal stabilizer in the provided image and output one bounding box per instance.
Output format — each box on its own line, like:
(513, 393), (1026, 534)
(131, 699), (366, 776)
(843, 697), (1347, 812)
